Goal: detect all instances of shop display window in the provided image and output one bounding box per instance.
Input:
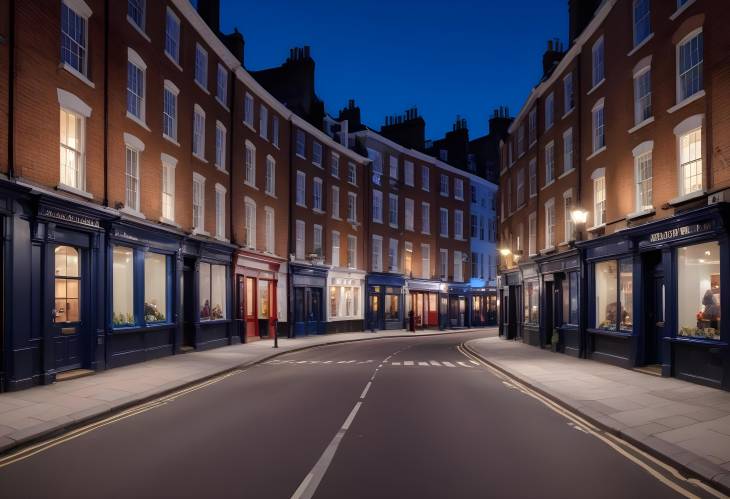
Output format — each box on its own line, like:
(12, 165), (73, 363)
(595, 259), (632, 331)
(619, 260), (633, 330)
(259, 280), (270, 319)
(113, 246), (135, 326)
(385, 287), (400, 321)
(200, 263), (227, 321)
(678, 242), (721, 340)
(524, 280), (539, 324)
(144, 253), (168, 323)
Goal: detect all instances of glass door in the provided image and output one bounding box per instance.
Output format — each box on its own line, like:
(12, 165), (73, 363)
(52, 245), (83, 371)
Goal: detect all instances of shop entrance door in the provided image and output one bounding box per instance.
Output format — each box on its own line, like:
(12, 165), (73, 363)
(51, 245), (85, 371)
(646, 263), (665, 365)
(369, 291), (381, 330)
(306, 288), (323, 335)
(544, 281), (554, 347)
(414, 293), (424, 327)
(245, 277), (258, 337)
(182, 258), (196, 348)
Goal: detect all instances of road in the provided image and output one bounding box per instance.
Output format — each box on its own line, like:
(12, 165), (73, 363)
(0, 330), (715, 498)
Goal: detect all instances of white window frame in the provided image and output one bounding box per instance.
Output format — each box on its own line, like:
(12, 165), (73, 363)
(265, 155), (276, 196)
(421, 244), (431, 279)
(440, 208), (449, 237)
(331, 231), (341, 267)
(331, 152), (340, 178)
(563, 189), (574, 243)
(404, 198), (414, 231)
(313, 225), (323, 257)
(264, 207), (275, 254)
(162, 80), (179, 143)
(562, 128), (573, 174)
(633, 0), (651, 47)
(422, 202), (430, 235)
(676, 28), (704, 105)
(347, 192), (357, 223)
(124, 139), (142, 213)
(60, 0), (91, 79)
(215, 121), (226, 171)
(296, 171), (306, 207)
(164, 7), (180, 66)
(632, 141), (654, 212)
(244, 140), (256, 187)
(372, 190), (383, 224)
(388, 193), (398, 228)
(528, 212), (537, 256)
(244, 197), (256, 249)
(545, 92), (554, 131)
(194, 43), (208, 91)
(216, 63), (227, 107)
(126, 47), (146, 124)
(545, 141), (555, 185)
(372, 235), (383, 272)
(388, 238), (399, 272)
(544, 198), (556, 249)
(439, 249), (448, 280)
(404, 161), (414, 186)
(454, 210), (464, 240)
(295, 220), (305, 260)
(592, 170), (606, 227)
(440, 174), (449, 197)
(421, 165), (430, 192)
(633, 58), (652, 126)
(295, 129), (305, 158)
(592, 98), (605, 153)
(592, 36), (605, 88)
(528, 108), (537, 146)
(348, 162), (357, 185)
(454, 178), (464, 200)
(313, 177), (323, 211)
(272, 116), (280, 147)
(244, 93), (254, 128)
(312, 142), (323, 167)
(192, 104), (206, 160)
(161, 153), (176, 223)
(674, 114), (704, 197)
(563, 72), (573, 115)
(331, 185), (340, 219)
(347, 235), (357, 269)
(215, 183), (226, 240)
(192, 172), (206, 233)
(58, 93), (89, 193)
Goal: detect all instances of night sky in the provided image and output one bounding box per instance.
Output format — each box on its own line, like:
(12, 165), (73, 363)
(219, 1), (567, 141)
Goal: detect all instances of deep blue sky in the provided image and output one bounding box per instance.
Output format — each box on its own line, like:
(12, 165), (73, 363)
(219, 1), (567, 141)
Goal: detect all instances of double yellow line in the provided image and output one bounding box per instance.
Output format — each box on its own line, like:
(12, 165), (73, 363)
(0, 369), (243, 469)
(457, 343), (727, 499)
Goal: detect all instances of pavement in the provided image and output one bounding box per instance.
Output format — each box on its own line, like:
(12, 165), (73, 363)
(0, 331), (699, 498)
(0, 328), (480, 456)
(466, 335), (730, 494)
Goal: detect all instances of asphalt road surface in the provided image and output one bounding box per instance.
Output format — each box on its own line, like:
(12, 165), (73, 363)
(0, 330), (717, 498)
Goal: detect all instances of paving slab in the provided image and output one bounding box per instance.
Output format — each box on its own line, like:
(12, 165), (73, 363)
(466, 335), (730, 494)
(0, 327), (483, 455)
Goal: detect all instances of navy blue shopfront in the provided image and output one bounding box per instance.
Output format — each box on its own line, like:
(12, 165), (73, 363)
(3, 192), (114, 391)
(499, 269), (522, 340)
(447, 284), (470, 328)
(580, 204), (730, 390)
(290, 263), (327, 336)
(366, 273), (404, 331)
(535, 249), (583, 357)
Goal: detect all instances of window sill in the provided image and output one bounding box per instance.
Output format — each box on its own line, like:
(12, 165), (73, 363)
(421, 231), (431, 236)
(668, 190), (705, 206)
(126, 112), (151, 132)
(628, 116), (655, 134)
(331, 215), (342, 221)
(626, 207), (655, 220)
(192, 228), (210, 237)
(215, 235), (230, 243)
(59, 62), (95, 88)
(558, 168), (575, 180)
(587, 79), (605, 96)
(587, 223), (606, 232)
(296, 202), (307, 209)
(127, 17), (151, 42)
(165, 52), (182, 72)
(541, 180), (555, 191)
(295, 153), (306, 160)
(163, 134), (180, 147)
(561, 107), (574, 120)
(244, 181), (258, 190)
(264, 192), (277, 199)
(667, 90), (705, 114)
(455, 196), (464, 202)
(159, 217), (181, 228)
(670, 0), (696, 20)
(244, 122), (257, 134)
(215, 165), (229, 175)
(586, 146), (606, 161)
(312, 162), (323, 169)
(588, 328), (633, 339)
(259, 134), (269, 142)
(313, 208), (326, 215)
(194, 80), (210, 95)
(57, 183), (93, 200)
(440, 193), (449, 198)
(119, 206), (146, 220)
(216, 97), (229, 112)
(627, 33), (654, 57)
(540, 246), (556, 255)
(558, 241), (572, 247)
(273, 143), (280, 150)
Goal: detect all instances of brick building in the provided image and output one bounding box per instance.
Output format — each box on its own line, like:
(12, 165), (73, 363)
(498, 0), (730, 390)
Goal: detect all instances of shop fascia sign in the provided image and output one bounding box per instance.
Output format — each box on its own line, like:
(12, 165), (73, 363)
(644, 221), (713, 245)
(39, 206), (100, 229)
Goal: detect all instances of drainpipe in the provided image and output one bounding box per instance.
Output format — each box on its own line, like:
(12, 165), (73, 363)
(102, 0), (109, 206)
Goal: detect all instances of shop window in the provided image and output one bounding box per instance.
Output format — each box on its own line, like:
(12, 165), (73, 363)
(144, 252), (168, 322)
(113, 246), (135, 326)
(524, 280), (539, 324)
(678, 241), (721, 340)
(385, 288), (400, 321)
(54, 246), (80, 323)
(330, 286), (338, 318)
(345, 288), (353, 316)
(569, 272), (579, 325)
(258, 281), (270, 319)
(200, 262), (226, 320)
(595, 259), (632, 331)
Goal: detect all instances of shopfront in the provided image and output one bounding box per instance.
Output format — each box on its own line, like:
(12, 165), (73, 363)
(448, 284), (470, 328)
(466, 280), (498, 327)
(521, 263), (540, 346)
(500, 269), (522, 340)
(181, 238), (234, 351)
(106, 220), (182, 368)
(581, 205), (730, 389)
(536, 250), (582, 356)
(234, 252), (285, 341)
(290, 263), (327, 336)
(406, 279), (441, 329)
(326, 269), (365, 333)
(366, 273), (404, 331)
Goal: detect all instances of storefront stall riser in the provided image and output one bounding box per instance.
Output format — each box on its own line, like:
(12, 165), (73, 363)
(580, 205), (730, 390)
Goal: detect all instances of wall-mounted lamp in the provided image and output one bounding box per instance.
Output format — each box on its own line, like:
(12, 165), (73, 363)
(498, 248), (512, 257)
(570, 208), (589, 225)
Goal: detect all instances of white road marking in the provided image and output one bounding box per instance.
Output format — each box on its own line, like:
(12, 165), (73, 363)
(337, 361), (348, 364)
(323, 361), (333, 364)
(391, 362), (401, 366)
(442, 361), (456, 367)
(469, 360), (479, 365)
(404, 361), (414, 366)
(418, 361), (429, 366)
(429, 361), (442, 366)
(291, 401), (363, 499)
(360, 382), (372, 400)
(296, 361), (308, 364)
(457, 361), (472, 368)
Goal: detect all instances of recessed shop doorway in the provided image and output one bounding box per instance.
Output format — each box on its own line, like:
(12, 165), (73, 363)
(182, 258), (196, 349)
(51, 245), (85, 371)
